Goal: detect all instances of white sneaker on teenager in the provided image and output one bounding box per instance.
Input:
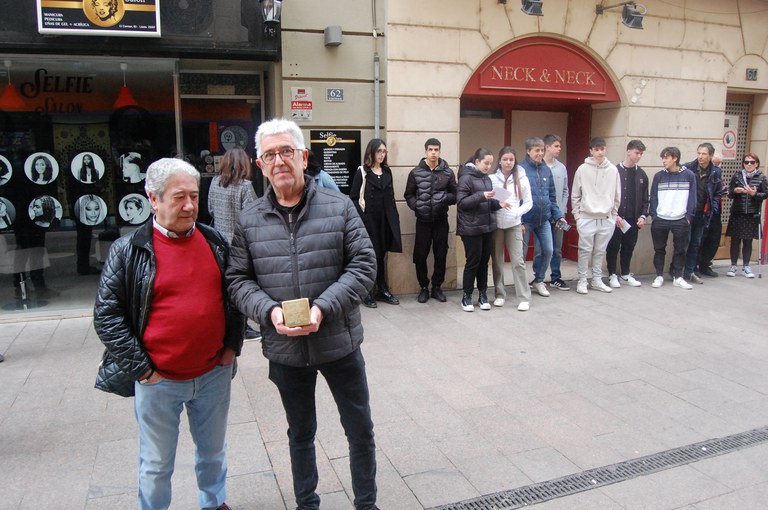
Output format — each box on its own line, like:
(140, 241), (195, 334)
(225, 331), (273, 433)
(590, 278), (613, 293)
(532, 282), (550, 297)
(609, 274), (621, 288)
(673, 276), (693, 289)
(517, 301), (529, 311)
(493, 297), (505, 307)
(576, 279), (588, 294)
(652, 276), (664, 288)
(621, 274), (642, 287)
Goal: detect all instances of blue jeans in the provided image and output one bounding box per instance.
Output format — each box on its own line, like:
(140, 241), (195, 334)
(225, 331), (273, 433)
(269, 348), (376, 510)
(134, 363), (233, 510)
(684, 211), (706, 275)
(533, 222), (563, 280)
(523, 220), (553, 283)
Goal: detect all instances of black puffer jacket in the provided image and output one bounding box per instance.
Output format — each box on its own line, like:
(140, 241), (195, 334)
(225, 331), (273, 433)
(403, 158), (457, 222)
(93, 222), (244, 396)
(728, 169), (768, 216)
(226, 179), (376, 367)
(456, 164), (500, 236)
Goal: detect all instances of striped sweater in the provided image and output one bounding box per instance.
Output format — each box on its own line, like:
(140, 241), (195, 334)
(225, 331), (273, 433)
(650, 167), (697, 222)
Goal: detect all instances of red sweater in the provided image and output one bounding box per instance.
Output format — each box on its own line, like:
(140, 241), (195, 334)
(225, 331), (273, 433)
(143, 228), (226, 380)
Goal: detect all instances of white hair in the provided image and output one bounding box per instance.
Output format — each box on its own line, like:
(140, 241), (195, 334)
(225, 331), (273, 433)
(254, 118), (306, 157)
(144, 158), (200, 199)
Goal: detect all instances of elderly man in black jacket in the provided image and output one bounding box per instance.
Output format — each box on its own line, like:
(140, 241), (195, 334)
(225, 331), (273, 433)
(94, 158), (244, 510)
(226, 118), (379, 510)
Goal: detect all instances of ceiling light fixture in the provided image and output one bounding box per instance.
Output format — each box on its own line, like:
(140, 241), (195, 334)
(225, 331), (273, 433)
(113, 62), (139, 109)
(0, 59), (27, 112)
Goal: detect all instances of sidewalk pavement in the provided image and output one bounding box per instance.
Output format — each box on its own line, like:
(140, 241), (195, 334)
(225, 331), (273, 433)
(1, 265), (768, 509)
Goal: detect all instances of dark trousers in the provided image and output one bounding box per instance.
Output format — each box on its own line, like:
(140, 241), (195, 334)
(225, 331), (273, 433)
(413, 218), (449, 289)
(461, 232), (493, 294)
(651, 218), (690, 277)
(698, 215), (722, 269)
(76, 224), (93, 272)
(268, 349), (376, 510)
(605, 220), (639, 276)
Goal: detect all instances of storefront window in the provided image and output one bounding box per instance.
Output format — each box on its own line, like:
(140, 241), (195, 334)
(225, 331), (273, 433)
(0, 58), (263, 314)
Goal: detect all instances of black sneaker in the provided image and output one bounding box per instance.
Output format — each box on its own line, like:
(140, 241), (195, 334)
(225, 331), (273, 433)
(528, 279), (535, 289)
(417, 287), (430, 303)
(699, 266), (719, 278)
(478, 291), (491, 310)
(430, 286), (447, 302)
(550, 278), (570, 291)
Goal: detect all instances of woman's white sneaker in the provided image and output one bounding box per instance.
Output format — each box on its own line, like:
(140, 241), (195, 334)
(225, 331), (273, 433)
(743, 266), (755, 278)
(493, 297), (505, 307)
(726, 265), (737, 277)
(652, 276), (664, 288)
(517, 301), (529, 311)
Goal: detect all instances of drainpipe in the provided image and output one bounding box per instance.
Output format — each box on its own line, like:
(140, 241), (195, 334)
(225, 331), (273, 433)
(372, 0), (380, 138)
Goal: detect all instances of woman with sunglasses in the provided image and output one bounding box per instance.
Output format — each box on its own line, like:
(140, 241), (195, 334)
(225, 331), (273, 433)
(725, 153), (767, 277)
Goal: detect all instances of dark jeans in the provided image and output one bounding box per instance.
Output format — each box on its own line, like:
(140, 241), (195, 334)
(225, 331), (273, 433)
(651, 218), (690, 277)
(698, 215), (722, 269)
(461, 232), (493, 294)
(269, 349), (376, 510)
(684, 212), (706, 275)
(606, 220), (639, 276)
(413, 217), (449, 288)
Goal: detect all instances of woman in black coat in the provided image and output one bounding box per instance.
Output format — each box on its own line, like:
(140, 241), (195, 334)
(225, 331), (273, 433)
(725, 152), (767, 278)
(350, 138), (402, 307)
(457, 147), (503, 312)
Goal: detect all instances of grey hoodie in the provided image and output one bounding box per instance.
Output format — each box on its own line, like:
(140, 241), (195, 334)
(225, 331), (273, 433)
(571, 156), (621, 220)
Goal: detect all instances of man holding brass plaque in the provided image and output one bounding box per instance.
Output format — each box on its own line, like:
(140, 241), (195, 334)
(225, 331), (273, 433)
(226, 119), (379, 510)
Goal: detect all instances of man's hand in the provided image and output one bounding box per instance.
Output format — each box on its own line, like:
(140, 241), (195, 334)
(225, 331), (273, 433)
(616, 216), (625, 229)
(219, 347), (236, 366)
(636, 216), (645, 229)
(272, 305), (324, 336)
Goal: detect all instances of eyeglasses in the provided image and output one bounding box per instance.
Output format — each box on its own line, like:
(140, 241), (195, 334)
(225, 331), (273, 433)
(260, 146), (297, 165)
(376, 148), (388, 154)
(744, 160), (758, 165)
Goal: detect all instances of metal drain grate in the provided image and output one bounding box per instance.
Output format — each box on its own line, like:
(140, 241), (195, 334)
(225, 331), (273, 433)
(431, 425), (768, 509)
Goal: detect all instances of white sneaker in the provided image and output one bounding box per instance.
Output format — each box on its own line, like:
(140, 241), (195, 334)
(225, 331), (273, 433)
(576, 279), (588, 294)
(673, 276), (693, 289)
(726, 265), (737, 277)
(532, 282), (550, 297)
(652, 276), (664, 288)
(517, 301), (529, 311)
(621, 274), (642, 287)
(609, 274), (621, 288)
(493, 297), (505, 307)
(744, 266), (755, 278)
(590, 278), (612, 293)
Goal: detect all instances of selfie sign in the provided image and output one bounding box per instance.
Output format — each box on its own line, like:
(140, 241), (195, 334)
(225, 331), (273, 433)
(37, 0), (161, 37)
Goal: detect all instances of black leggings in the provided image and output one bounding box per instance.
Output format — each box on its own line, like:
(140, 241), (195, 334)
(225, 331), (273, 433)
(730, 237), (753, 266)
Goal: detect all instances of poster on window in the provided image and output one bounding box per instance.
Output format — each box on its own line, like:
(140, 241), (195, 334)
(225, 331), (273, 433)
(37, 0), (161, 37)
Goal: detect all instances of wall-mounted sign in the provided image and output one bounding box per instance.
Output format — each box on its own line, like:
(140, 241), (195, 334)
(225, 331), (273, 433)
(722, 115), (739, 161)
(291, 87), (313, 121)
(310, 130), (361, 195)
(326, 88), (344, 102)
(37, 0), (161, 38)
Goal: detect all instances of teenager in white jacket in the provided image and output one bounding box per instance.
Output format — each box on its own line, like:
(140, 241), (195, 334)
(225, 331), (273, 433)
(571, 137), (621, 295)
(489, 147), (533, 311)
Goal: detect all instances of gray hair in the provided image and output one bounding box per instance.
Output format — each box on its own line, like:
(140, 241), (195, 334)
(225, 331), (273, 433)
(254, 118), (306, 158)
(525, 137), (545, 151)
(144, 158), (200, 199)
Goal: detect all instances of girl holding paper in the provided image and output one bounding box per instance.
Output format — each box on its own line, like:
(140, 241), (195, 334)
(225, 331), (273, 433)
(489, 147), (533, 311)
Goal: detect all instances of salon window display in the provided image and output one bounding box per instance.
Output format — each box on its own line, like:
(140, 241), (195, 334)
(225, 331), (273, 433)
(28, 196), (63, 228)
(25, 153), (60, 185)
(0, 198), (15, 229)
(71, 152), (105, 184)
(0, 155), (11, 186)
(118, 193), (151, 225)
(119, 152), (146, 183)
(75, 194), (108, 226)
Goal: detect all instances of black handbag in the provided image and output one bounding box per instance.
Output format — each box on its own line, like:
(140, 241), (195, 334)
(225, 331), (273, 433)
(95, 349), (136, 397)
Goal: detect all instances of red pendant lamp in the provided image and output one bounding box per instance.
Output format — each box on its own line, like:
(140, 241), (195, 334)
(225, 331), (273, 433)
(114, 62), (139, 109)
(0, 59), (27, 112)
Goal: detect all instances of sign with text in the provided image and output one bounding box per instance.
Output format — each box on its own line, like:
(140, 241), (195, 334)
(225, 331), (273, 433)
(309, 130), (361, 195)
(37, 0), (161, 37)
(291, 87), (313, 121)
(722, 114), (739, 161)
(465, 37), (620, 102)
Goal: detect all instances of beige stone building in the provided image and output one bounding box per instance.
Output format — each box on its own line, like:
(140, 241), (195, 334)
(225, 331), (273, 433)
(279, 0), (768, 294)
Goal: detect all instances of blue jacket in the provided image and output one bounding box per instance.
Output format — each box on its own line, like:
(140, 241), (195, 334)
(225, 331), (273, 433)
(520, 156), (564, 226)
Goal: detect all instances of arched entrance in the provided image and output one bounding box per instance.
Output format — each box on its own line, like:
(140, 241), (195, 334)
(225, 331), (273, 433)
(460, 36), (621, 260)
